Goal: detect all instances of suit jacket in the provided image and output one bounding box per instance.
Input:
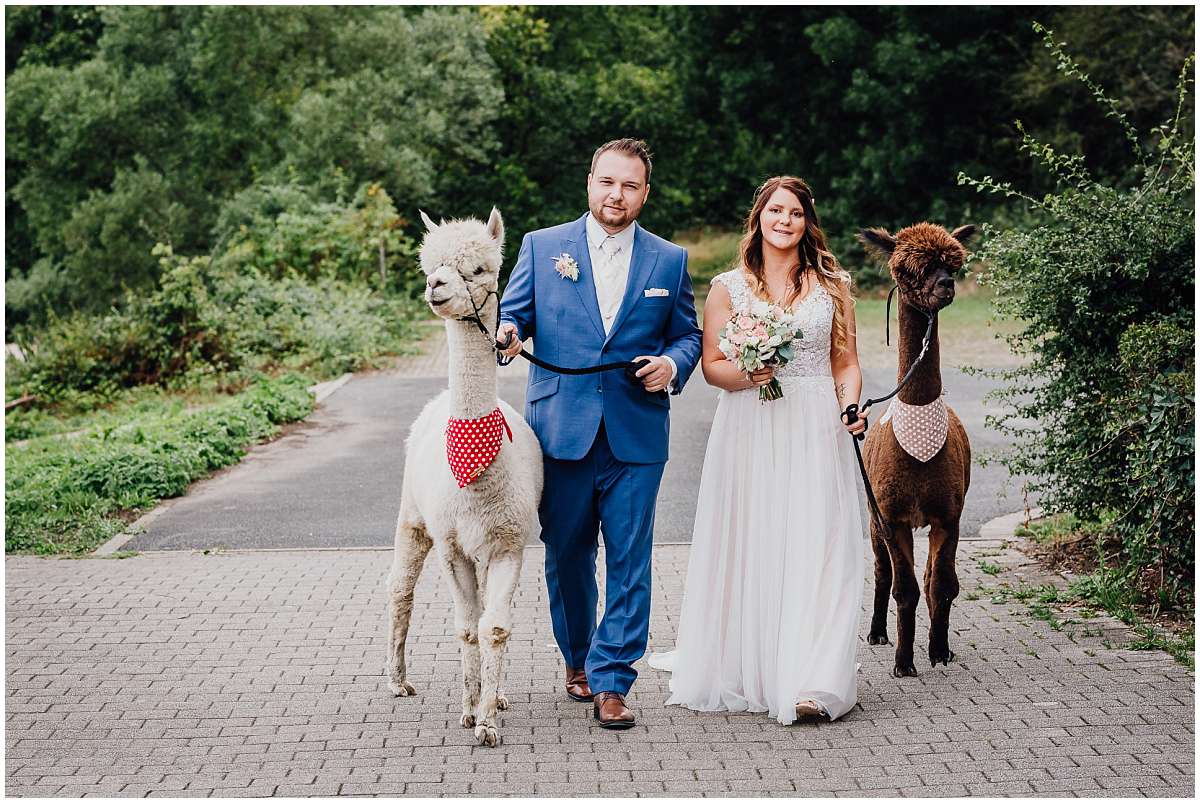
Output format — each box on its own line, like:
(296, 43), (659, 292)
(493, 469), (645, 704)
(499, 214), (703, 463)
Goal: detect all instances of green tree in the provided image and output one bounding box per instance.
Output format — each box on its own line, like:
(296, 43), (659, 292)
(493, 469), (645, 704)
(281, 8), (503, 208)
(473, 5), (692, 258)
(1015, 5), (1195, 188)
(5, 6), (501, 326)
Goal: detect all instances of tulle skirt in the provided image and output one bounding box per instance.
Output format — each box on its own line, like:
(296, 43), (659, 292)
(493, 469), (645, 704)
(649, 375), (865, 724)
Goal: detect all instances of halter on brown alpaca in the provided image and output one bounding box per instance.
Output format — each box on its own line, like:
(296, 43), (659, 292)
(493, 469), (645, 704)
(857, 222), (975, 678)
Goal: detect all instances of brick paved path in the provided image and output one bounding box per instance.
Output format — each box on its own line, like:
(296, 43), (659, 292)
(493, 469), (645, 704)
(6, 535), (1193, 797)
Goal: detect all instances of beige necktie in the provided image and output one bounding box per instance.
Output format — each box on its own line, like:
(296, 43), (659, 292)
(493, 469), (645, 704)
(600, 236), (621, 268)
(597, 236), (623, 331)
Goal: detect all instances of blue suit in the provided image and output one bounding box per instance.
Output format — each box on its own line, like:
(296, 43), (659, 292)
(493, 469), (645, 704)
(500, 213), (702, 695)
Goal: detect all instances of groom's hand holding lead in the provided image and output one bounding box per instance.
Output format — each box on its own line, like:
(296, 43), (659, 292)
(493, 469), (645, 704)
(496, 322), (522, 358)
(633, 355), (673, 393)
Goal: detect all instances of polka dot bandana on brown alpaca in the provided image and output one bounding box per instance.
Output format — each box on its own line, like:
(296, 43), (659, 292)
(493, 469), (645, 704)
(446, 408), (513, 488)
(878, 396), (950, 463)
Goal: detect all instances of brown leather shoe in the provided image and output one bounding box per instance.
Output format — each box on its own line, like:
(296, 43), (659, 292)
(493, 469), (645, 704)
(593, 691), (636, 729)
(565, 667), (593, 702)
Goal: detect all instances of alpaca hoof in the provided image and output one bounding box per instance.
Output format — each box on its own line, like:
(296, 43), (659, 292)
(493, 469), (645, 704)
(867, 632), (890, 645)
(389, 678), (416, 697)
(929, 647), (955, 666)
(496, 693), (509, 711)
(460, 713), (476, 728)
(892, 662), (918, 678)
(474, 723), (499, 747)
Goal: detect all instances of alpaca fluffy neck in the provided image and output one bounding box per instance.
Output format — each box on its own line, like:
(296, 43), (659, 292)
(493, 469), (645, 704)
(445, 297), (499, 420)
(896, 299), (942, 405)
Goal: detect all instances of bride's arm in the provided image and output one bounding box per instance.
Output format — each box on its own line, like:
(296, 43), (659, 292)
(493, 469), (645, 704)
(701, 282), (764, 392)
(830, 297), (866, 435)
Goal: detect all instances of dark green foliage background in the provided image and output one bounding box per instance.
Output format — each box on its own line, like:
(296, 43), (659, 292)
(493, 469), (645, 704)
(6, 5), (1195, 324)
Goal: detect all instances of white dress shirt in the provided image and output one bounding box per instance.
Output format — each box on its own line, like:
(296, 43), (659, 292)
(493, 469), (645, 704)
(584, 214), (677, 388)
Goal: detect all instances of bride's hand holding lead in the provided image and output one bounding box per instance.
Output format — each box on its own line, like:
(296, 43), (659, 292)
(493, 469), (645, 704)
(833, 304), (867, 436)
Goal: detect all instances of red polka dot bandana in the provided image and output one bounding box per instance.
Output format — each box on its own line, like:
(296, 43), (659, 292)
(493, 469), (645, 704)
(446, 408), (513, 488)
(878, 396), (949, 463)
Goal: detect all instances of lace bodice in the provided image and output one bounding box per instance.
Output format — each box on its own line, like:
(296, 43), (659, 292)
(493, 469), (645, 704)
(711, 269), (833, 380)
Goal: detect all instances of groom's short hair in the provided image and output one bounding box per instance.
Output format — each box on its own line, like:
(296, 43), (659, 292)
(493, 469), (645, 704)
(590, 138), (652, 183)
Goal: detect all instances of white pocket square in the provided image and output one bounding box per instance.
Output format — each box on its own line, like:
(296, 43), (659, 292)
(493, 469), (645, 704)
(644, 288), (670, 298)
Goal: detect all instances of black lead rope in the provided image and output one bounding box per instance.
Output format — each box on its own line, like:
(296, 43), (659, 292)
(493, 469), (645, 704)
(461, 291), (655, 387)
(498, 335), (654, 384)
(840, 289), (936, 540)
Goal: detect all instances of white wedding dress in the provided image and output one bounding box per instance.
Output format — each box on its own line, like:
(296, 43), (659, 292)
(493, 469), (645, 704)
(649, 269), (865, 724)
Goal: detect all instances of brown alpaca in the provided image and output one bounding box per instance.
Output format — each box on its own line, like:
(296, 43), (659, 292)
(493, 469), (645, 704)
(857, 222), (974, 678)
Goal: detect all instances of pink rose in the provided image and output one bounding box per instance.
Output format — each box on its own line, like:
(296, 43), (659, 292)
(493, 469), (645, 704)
(730, 331), (748, 346)
(737, 315), (756, 332)
(752, 324), (768, 339)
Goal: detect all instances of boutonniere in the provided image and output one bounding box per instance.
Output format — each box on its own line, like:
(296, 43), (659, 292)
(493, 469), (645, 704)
(553, 253), (580, 281)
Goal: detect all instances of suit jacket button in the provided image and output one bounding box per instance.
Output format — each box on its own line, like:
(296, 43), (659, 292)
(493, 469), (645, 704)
(597, 387), (603, 393)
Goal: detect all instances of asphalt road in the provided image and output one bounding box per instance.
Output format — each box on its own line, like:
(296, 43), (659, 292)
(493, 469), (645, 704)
(124, 364), (1031, 551)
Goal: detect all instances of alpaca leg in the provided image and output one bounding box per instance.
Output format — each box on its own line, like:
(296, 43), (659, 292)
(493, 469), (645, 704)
(926, 520), (961, 667)
(436, 544), (483, 728)
(867, 520), (893, 645)
(474, 548), (522, 748)
(885, 525), (920, 677)
(385, 511), (432, 696)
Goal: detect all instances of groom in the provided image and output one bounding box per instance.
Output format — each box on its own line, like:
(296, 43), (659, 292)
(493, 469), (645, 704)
(498, 138), (702, 728)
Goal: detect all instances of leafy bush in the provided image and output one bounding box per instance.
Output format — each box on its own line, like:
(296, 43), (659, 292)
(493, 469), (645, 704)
(216, 181), (422, 295)
(5, 374), (313, 554)
(960, 26), (1194, 607)
(7, 243), (422, 410)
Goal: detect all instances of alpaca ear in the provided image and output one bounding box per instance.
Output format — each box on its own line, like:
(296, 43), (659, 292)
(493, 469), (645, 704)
(950, 224), (977, 244)
(486, 206), (504, 243)
(419, 210), (438, 232)
(857, 227), (896, 259)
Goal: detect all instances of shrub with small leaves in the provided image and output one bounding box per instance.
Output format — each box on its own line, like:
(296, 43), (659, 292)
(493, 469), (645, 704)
(958, 25), (1194, 608)
(7, 242), (422, 409)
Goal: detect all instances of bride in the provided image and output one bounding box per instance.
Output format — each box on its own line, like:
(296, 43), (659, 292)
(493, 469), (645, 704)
(649, 175), (867, 724)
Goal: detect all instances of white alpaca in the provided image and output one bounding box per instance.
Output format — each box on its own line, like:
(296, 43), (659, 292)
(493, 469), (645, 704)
(385, 207), (542, 748)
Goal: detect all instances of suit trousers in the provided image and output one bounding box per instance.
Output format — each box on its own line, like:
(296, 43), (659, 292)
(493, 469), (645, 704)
(539, 421), (664, 696)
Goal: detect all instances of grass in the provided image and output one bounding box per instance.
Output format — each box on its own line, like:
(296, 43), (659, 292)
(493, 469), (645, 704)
(5, 373), (314, 555)
(6, 382), (240, 444)
(977, 572), (1194, 670)
(1127, 625), (1195, 667)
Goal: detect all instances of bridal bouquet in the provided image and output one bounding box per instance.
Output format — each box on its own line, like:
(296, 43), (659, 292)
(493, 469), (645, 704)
(718, 301), (803, 402)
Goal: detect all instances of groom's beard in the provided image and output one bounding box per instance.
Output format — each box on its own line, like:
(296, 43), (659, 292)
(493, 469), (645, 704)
(593, 202), (639, 230)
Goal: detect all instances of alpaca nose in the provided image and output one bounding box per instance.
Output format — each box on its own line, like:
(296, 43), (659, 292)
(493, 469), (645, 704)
(937, 276), (954, 291)
(427, 276), (445, 290)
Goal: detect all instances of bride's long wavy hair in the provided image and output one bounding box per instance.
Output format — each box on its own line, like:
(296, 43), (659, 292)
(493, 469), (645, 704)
(737, 176), (854, 352)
